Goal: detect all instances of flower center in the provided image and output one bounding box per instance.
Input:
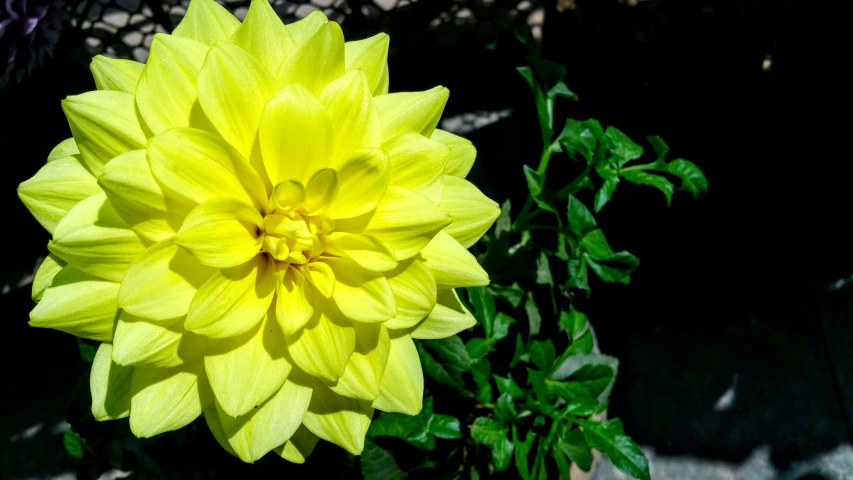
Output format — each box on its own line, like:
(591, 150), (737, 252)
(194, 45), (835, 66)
(261, 212), (332, 264)
(261, 174), (338, 264)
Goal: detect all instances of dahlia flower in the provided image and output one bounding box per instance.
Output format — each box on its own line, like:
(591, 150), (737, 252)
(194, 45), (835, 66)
(18, 0), (499, 463)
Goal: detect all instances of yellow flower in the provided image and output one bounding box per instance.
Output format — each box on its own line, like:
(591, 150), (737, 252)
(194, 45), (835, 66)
(18, 0), (499, 464)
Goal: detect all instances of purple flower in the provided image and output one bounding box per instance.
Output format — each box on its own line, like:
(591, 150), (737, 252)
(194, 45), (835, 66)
(0, 0), (62, 87)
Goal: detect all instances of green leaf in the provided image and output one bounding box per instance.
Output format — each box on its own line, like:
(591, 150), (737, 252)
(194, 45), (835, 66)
(578, 419), (650, 480)
(566, 195), (597, 237)
(425, 336), (472, 373)
(523, 166), (560, 214)
(495, 393), (518, 422)
(467, 287), (497, 338)
(620, 171), (674, 206)
(646, 135), (669, 164)
(553, 447), (571, 480)
(416, 342), (471, 395)
(550, 354), (619, 404)
(428, 414), (462, 440)
(63, 428), (84, 459)
(524, 292), (542, 336)
(585, 251), (639, 284)
(466, 338), (494, 361)
(368, 410), (435, 450)
(559, 428), (593, 472)
(527, 55), (566, 90)
(556, 119), (598, 162)
(535, 252), (553, 287)
(492, 312), (517, 343)
(565, 397), (600, 416)
(566, 252), (590, 294)
(604, 127), (643, 168)
(361, 439), (408, 480)
(581, 229), (614, 257)
(548, 81), (578, 101)
(494, 374), (525, 400)
(530, 340), (556, 373)
(517, 66), (553, 147)
(527, 368), (550, 403)
(566, 328), (594, 356)
(471, 417), (514, 472)
(471, 359), (494, 404)
(510, 333), (526, 368)
(513, 425), (537, 480)
(594, 172), (619, 213)
(558, 306), (589, 340)
(669, 158), (708, 199)
(491, 283), (525, 308)
(77, 338), (97, 363)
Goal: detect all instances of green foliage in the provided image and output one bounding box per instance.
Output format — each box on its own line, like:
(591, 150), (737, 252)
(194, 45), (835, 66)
(362, 52), (706, 480)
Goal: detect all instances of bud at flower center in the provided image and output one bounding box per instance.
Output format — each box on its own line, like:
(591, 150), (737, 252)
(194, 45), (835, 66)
(262, 212), (333, 264)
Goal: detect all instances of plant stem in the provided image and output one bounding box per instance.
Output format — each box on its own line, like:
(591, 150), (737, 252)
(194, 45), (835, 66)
(513, 144), (556, 230)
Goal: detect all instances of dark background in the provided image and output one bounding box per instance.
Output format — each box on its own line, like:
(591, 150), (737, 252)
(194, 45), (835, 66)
(2, 0), (851, 477)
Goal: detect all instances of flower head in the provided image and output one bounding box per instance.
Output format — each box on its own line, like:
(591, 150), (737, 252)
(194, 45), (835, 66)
(19, 0), (499, 463)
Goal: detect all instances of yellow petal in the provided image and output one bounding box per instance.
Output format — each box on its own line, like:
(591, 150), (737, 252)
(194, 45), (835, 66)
(372, 332), (423, 415)
(99, 149), (187, 242)
(185, 254), (276, 338)
(275, 267), (315, 336)
(172, 0), (239, 46)
(286, 298), (355, 382)
(62, 90), (147, 176)
(374, 86), (449, 141)
(112, 312), (207, 368)
(328, 322), (390, 401)
(438, 175), (500, 248)
(335, 186), (450, 261)
(383, 133), (449, 203)
(325, 148), (390, 220)
(409, 289), (476, 339)
(285, 10), (327, 46)
(230, 0), (295, 74)
(135, 34), (209, 135)
(298, 261), (336, 298)
(175, 198), (264, 269)
(147, 128), (266, 210)
(91, 343), (133, 420)
(119, 239), (217, 320)
(303, 168), (339, 215)
(90, 55), (143, 93)
(129, 361), (213, 438)
(18, 155), (101, 234)
(32, 254), (66, 302)
(217, 373), (312, 463)
(277, 424), (319, 464)
(204, 405), (238, 457)
(29, 265), (119, 341)
(49, 193), (145, 283)
(319, 70), (382, 165)
(383, 257), (437, 330)
(323, 232), (397, 272)
(197, 42), (278, 161)
(431, 129), (476, 178)
(323, 257), (395, 323)
(278, 21), (345, 95)
(420, 231), (489, 288)
(204, 308), (291, 417)
(259, 83), (332, 186)
(302, 382), (373, 455)
(47, 137), (79, 161)
(344, 33), (389, 95)
(269, 179), (305, 212)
